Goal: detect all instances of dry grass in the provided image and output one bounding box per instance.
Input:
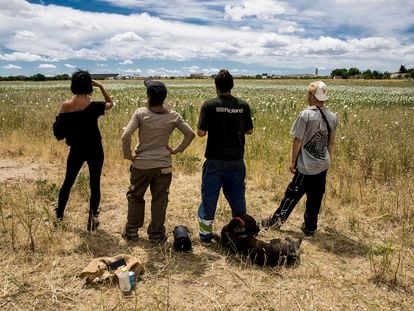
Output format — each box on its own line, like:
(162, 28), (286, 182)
(0, 79), (413, 310)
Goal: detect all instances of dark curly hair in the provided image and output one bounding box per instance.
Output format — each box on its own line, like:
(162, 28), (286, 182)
(71, 69), (93, 95)
(215, 69), (234, 93)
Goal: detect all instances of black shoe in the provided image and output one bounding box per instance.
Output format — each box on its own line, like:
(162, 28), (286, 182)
(87, 214), (100, 231)
(300, 223), (315, 237)
(54, 208), (63, 226)
(122, 232), (139, 242)
(261, 216), (283, 229)
(53, 217), (64, 228)
(122, 225), (139, 241)
(149, 235), (167, 244)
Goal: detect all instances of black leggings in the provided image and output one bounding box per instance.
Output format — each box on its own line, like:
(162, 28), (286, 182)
(56, 143), (104, 218)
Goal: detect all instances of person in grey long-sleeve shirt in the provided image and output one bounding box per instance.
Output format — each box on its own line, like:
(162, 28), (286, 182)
(121, 79), (195, 242)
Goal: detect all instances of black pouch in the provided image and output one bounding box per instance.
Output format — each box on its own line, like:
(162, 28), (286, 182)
(107, 258), (127, 272)
(173, 225), (192, 252)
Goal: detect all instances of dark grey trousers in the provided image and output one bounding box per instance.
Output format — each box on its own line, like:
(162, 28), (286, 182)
(125, 166), (172, 240)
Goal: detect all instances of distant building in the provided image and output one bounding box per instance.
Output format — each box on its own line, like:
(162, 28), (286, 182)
(315, 67), (319, 76)
(284, 73), (314, 78)
(91, 73), (119, 79)
(189, 73), (205, 79)
(390, 72), (409, 79)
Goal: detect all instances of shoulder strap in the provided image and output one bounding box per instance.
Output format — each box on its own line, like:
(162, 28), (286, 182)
(316, 106), (331, 134)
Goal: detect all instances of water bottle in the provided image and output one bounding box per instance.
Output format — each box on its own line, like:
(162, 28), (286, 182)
(118, 267), (131, 292)
(128, 271), (136, 289)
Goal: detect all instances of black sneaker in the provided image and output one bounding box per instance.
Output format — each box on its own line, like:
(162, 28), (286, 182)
(122, 232), (139, 242)
(87, 214), (100, 231)
(149, 235), (167, 244)
(300, 223), (315, 237)
(261, 216), (283, 229)
(122, 224), (139, 241)
(53, 217), (64, 228)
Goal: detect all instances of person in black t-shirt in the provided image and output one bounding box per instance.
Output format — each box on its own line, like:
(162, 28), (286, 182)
(197, 69), (253, 244)
(53, 70), (114, 231)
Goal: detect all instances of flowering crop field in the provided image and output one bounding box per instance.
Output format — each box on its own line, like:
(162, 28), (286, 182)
(0, 79), (413, 310)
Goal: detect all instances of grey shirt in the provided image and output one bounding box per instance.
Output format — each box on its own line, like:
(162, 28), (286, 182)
(291, 106), (338, 175)
(122, 107), (195, 169)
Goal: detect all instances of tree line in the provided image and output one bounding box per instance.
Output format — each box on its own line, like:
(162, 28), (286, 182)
(0, 73), (71, 81)
(330, 65), (414, 79)
(1, 65), (414, 81)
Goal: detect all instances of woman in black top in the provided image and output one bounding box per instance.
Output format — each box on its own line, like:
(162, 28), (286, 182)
(54, 70), (113, 230)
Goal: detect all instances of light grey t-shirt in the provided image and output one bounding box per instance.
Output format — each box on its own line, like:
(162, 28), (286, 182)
(290, 106), (338, 175)
(122, 107), (194, 169)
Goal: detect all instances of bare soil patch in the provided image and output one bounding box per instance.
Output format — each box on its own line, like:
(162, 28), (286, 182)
(0, 158), (48, 182)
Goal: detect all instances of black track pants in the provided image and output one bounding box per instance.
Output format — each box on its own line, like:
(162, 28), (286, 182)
(272, 170), (327, 231)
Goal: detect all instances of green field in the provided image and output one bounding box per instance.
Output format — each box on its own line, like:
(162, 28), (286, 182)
(0, 79), (413, 310)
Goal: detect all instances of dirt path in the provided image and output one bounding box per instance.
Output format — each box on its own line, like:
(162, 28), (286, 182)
(0, 158), (48, 182)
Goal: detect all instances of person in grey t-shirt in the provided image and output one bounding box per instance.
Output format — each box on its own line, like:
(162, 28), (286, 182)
(121, 79), (195, 242)
(262, 81), (338, 236)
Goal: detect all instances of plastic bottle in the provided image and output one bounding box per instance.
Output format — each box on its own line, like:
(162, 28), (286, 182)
(128, 271), (136, 289)
(118, 267), (131, 292)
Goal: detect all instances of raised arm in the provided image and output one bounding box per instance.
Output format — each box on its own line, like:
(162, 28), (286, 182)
(92, 80), (114, 110)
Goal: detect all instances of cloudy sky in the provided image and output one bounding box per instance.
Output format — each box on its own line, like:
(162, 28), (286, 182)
(1, 0), (413, 76)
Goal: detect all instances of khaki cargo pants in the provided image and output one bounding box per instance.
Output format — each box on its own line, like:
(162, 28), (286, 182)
(125, 166), (172, 240)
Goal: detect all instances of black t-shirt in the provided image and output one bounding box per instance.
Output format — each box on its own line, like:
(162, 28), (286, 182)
(54, 101), (105, 147)
(198, 95), (253, 160)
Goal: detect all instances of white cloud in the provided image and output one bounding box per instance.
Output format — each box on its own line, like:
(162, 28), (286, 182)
(301, 0), (414, 39)
(349, 37), (401, 52)
(257, 33), (290, 48)
(147, 67), (183, 76)
(14, 30), (37, 40)
(179, 66), (220, 75)
(2, 64), (22, 69)
(335, 0), (387, 3)
(0, 0), (35, 18)
(201, 67), (220, 74)
(99, 0), (228, 23)
(225, 0), (290, 21)
(38, 64), (56, 69)
(120, 68), (142, 74)
(0, 52), (47, 61)
(110, 32), (144, 43)
(65, 64), (76, 68)
(119, 59), (133, 65)
(278, 25), (303, 34)
(183, 65), (201, 72)
(73, 48), (106, 61)
(0, 0), (413, 74)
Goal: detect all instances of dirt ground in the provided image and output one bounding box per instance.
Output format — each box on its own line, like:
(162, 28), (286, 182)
(1, 157), (413, 311)
(0, 159), (48, 182)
